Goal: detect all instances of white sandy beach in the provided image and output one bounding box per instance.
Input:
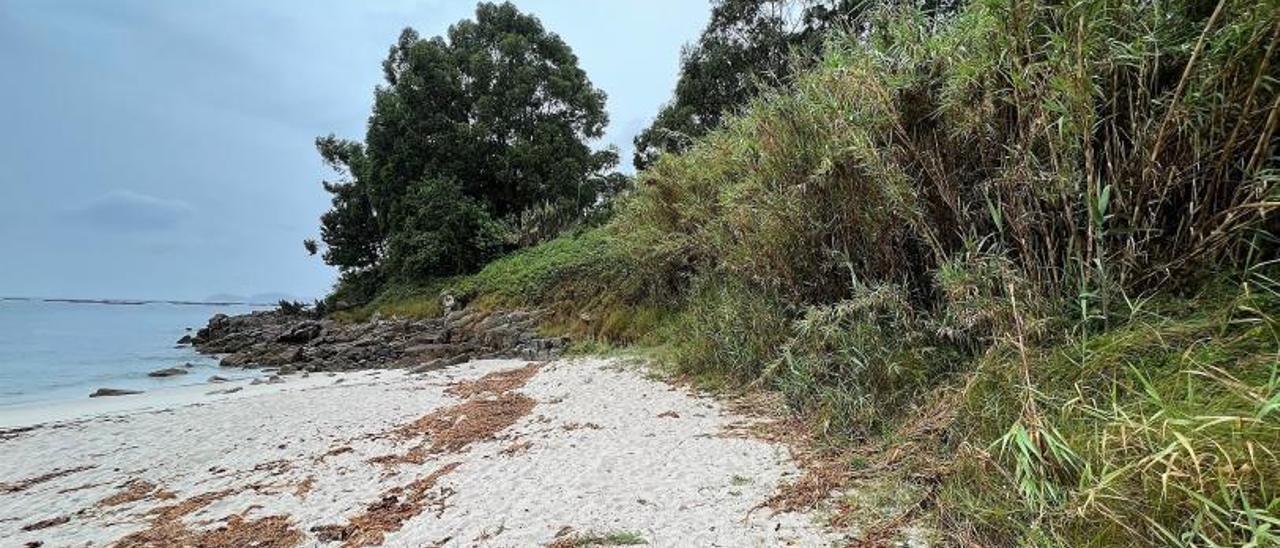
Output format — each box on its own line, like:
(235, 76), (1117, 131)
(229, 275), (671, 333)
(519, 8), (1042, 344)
(0, 358), (837, 547)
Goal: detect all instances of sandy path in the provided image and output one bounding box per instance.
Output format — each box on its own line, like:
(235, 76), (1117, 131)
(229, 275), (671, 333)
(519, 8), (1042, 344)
(0, 358), (836, 547)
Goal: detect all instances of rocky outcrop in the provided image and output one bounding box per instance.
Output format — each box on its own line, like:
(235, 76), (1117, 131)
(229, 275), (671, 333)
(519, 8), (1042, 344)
(191, 307), (566, 373)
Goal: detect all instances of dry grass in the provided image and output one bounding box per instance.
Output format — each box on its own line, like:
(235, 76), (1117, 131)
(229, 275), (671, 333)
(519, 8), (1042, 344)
(763, 459), (851, 514)
(547, 527), (648, 547)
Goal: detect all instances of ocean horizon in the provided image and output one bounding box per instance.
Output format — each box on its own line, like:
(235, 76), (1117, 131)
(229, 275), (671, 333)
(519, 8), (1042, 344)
(0, 299), (269, 406)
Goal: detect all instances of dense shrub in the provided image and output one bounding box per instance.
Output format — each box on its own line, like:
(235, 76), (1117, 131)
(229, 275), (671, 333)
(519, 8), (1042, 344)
(622, 0), (1278, 307)
(386, 178), (507, 279)
(669, 279), (793, 383)
(771, 283), (952, 438)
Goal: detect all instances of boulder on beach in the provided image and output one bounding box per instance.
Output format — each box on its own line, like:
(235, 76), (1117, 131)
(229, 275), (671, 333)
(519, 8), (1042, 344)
(90, 388), (143, 398)
(147, 367), (189, 378)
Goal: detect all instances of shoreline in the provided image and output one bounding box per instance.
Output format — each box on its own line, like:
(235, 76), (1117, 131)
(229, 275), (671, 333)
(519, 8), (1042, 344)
(0, 357), (842, 546)
(0, 369), (359, 430)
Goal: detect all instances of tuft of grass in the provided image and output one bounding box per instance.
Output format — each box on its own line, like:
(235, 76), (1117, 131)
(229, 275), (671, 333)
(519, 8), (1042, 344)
(551, 530), (647, 547)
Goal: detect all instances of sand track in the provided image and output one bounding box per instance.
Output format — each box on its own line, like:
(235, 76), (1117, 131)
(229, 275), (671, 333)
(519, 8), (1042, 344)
(0, 358), (835, 547)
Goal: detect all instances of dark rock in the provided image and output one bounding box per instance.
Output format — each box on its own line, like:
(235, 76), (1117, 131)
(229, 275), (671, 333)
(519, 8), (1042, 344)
(147, 367), (189, 378)
(192, 304), (562, 374)
(276, 321), (323, 344)
(90, 388), (143, 398)
(176, 334), (194, 345)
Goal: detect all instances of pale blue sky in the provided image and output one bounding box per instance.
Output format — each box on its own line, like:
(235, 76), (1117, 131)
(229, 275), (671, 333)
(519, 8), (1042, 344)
(0, 0), (709, 301)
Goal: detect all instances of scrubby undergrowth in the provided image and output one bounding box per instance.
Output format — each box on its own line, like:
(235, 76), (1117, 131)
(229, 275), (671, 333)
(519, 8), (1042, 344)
(333, 0), (1278, 543)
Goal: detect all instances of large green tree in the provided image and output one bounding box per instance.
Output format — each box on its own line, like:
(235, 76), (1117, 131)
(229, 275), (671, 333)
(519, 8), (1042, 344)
(633, 0), (953, 170)
(313, 2), (615, 280)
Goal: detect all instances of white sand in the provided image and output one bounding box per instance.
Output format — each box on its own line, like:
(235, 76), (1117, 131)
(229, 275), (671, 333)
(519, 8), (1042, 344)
(0, 358), (837, 547)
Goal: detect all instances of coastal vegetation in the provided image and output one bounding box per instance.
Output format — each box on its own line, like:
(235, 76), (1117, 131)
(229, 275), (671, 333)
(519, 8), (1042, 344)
(308, 0), (1279, 544)
(307, 2), (626, 301)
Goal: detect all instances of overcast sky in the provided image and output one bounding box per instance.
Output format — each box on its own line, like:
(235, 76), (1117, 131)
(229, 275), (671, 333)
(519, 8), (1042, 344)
(0, 0), (709, 301)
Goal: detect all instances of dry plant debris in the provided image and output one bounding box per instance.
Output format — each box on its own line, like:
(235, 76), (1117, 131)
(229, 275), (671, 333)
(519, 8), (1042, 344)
(97, 479), (175, 508)
(317, 445), (354, 463)
(311, 462), (461, 548)
(372, 363), (543, 465)
(315, 363), (543, 544)
(293, 476), (316, 498)
(0, 465), (95, 494)
(500, 440), (534, 456)
(444, 362), (541, 398)
(109, 488), (303, 548)
(21, 515), (70, 531)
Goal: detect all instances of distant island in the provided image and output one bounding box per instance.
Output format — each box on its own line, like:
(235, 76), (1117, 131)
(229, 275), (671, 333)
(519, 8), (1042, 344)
(0, 296), (279, 307)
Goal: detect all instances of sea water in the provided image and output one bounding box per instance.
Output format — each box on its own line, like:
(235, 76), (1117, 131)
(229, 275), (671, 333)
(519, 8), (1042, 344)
(0, 299), (266, 406)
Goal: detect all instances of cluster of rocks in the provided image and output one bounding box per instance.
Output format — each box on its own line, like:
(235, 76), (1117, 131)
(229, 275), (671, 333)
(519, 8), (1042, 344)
(187, 305), (568, 374)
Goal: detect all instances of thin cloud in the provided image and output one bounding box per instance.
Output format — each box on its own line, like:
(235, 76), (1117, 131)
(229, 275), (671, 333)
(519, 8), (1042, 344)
(68, 189), (193, 232)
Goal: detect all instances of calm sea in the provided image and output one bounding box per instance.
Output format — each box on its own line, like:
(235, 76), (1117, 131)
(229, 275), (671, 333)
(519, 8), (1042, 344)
(0, 299), (266, 406)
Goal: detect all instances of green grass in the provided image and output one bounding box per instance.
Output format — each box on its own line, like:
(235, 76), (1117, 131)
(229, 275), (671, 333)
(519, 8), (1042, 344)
(941, 278), (1280, 546)
(557, 530), (647, 546)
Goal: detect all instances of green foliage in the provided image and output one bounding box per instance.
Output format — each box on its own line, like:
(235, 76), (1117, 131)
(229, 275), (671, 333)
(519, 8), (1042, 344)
(634, 0), (903, 170)
(311, 2), (620, 284)
(451, 227), (620, 304)
(556, 530), (647, 546)
(276, 300), (308, 316)
(668, 279), (793, 383)
(943, 280), (1280, 546)
(315, 136), (380, 272)
(771, 283), (953, 438)
(385, 178), (507, 279)
(626, 0), (1279, 307)
(608, 0), (1280, 543)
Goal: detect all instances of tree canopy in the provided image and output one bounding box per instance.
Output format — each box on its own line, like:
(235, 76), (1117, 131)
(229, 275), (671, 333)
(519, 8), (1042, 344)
(313, 2), (617, 282)
(632, 0), (891, 170)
